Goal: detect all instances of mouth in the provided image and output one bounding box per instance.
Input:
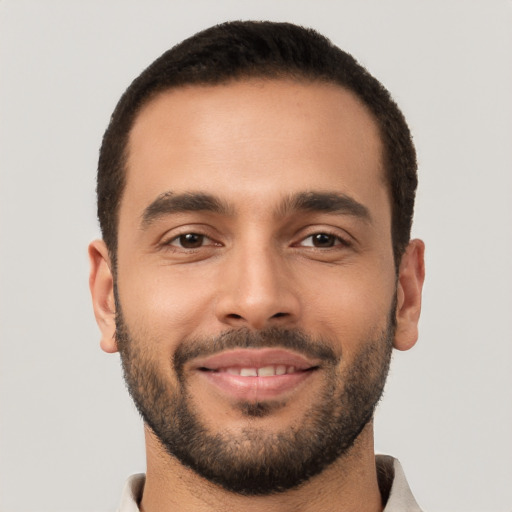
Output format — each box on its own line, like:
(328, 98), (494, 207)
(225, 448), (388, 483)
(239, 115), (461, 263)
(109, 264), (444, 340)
(201, 364), (307, 377)
(192, 348), (320, 401)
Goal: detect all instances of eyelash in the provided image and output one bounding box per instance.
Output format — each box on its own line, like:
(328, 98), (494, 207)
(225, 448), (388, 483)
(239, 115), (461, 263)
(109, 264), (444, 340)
(163, 232), (220, 250)
(296, 231), (351, 249)
(161, 230), (351, 251)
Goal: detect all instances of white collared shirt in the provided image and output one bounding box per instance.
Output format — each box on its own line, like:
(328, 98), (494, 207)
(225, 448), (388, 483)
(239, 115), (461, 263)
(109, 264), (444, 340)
(117, 455), (422, 511)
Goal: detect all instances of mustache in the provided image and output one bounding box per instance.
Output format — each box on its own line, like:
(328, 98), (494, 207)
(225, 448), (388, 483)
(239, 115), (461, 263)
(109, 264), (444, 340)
(173, 327), (339, 374)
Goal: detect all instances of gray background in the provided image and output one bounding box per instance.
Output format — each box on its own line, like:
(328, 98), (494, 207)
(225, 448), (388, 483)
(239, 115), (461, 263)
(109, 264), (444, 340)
(1, 1), (511, 511)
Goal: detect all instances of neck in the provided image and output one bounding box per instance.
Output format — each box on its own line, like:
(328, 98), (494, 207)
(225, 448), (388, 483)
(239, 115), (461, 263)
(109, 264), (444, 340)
(139, 422), (383, 512)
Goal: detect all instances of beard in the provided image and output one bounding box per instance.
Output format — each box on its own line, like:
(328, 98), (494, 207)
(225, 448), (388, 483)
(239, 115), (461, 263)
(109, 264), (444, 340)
(115, 300), (395, 496)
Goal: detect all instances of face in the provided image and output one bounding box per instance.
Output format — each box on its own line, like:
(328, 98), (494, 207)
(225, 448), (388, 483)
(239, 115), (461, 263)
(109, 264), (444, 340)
(90, 78), (424, 494)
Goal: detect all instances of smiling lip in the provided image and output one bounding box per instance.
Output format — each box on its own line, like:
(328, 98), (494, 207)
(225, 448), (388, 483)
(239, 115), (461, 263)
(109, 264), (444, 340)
(193, 348), (320, 401)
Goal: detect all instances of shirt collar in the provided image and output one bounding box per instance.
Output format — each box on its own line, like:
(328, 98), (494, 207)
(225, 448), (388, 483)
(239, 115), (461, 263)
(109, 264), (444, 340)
(377, 455), (423, 511)
(117, 473), (144, 512)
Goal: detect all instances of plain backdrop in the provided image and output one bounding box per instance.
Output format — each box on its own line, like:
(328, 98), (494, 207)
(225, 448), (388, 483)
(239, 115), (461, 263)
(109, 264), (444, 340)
(1, 1), (511, 511)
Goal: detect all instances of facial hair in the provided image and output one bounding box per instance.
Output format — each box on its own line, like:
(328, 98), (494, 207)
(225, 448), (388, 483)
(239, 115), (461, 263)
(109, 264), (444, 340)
(115, 303), (395, 496)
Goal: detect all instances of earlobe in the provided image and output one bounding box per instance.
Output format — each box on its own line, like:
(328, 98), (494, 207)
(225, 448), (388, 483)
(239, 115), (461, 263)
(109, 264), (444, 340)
(88, 240), (118, 353)
(394, 239), (425, 351)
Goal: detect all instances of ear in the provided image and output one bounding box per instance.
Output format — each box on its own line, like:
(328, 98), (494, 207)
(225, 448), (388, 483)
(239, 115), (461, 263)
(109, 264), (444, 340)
(88, 240), (118, 353)
(394, 239), (425, 351)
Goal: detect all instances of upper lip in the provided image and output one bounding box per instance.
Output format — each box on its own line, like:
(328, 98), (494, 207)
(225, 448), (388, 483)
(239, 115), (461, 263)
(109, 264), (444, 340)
(192, 348), (319, 371)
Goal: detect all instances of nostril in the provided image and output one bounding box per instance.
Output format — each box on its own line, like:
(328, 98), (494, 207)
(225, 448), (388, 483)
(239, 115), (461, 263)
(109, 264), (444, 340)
(227, 313), (243, 320)
(272, 312), (288, 318)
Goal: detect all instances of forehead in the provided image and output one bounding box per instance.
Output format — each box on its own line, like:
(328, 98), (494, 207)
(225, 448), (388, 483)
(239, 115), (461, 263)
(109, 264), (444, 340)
(122, 78), (387, 223)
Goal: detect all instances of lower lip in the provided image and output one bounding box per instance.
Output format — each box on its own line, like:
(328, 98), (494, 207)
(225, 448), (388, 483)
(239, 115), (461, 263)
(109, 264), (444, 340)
(198, 369), (315, 401)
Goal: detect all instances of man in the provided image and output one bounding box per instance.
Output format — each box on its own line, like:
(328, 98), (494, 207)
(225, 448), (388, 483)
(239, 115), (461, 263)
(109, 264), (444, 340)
(89, 20), (425, 512)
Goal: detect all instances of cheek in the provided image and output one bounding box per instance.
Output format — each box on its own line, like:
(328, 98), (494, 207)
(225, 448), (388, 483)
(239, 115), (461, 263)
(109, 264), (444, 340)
(117, 262), (220, 342)
(296, 263), (395, 352)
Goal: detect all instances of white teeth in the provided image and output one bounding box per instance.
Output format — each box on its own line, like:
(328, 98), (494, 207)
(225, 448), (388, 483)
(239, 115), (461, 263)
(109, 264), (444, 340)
(257, 366), (275, 377)
(221, 365), (300, 376)
(276, 365), (287, 375)
(240, 368), (258, 377)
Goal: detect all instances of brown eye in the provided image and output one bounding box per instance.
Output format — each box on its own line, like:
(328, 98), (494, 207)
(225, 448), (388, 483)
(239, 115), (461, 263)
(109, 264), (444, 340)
(175, 233), (205, 248)
(311, 233), (336, 247)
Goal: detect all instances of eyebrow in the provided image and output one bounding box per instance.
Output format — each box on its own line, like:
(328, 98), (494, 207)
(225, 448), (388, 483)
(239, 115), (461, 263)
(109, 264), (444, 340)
(141, 191), (232, 228)
(140, 190), (371, 229)
(278, 191), (372, 222)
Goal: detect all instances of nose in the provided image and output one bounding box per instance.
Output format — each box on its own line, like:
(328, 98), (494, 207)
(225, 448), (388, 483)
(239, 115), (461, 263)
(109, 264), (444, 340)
(215, 244), (301, 330)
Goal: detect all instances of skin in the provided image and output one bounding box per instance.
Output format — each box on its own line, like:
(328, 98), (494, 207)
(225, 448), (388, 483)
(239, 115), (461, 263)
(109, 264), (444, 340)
(89, 78), (425, 512)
